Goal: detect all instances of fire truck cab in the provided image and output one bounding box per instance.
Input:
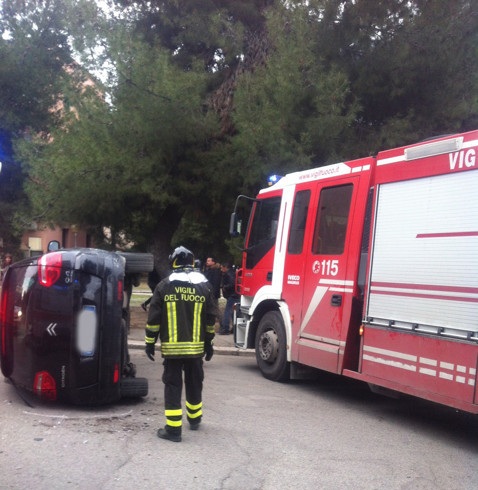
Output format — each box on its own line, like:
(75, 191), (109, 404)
(231, 130), (478, 413)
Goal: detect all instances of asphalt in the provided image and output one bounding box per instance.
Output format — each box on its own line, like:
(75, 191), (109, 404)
(128, 323), (255, 357)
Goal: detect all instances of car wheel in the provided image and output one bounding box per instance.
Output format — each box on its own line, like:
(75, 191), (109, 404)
(117, 252), (154, 273)
(120, 377), (148, 398)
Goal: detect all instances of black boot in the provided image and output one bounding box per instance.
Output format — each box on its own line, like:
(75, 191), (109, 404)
(157, 427), (181, 442)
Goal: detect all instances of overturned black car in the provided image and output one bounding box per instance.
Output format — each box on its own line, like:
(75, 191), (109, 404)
(0, 248), (152, 405)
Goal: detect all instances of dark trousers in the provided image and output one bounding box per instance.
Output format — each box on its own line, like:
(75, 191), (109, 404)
(220, 295), (237, 332)
(162, 357), (204, 433)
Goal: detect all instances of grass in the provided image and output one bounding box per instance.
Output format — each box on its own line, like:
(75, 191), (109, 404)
(129, 280), (152, 307)
(130, 293), (151, 307)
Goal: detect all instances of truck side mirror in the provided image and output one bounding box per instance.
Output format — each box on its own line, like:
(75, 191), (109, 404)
(229, 212), (242, 237)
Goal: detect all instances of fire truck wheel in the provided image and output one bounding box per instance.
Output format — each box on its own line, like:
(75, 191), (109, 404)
(255, 311), (290, 382)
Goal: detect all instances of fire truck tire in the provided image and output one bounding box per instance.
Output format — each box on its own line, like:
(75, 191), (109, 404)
(255, 311), (290, 382)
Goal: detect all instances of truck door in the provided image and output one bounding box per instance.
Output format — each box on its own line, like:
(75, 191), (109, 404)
(295, 179), (359, 372)
(239, 193), (282, 298)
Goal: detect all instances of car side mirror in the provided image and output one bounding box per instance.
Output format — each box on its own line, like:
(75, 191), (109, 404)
(47, 240), (61, 252)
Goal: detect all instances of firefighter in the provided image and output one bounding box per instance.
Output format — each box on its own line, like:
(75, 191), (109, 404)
(145, 246), (216, 442)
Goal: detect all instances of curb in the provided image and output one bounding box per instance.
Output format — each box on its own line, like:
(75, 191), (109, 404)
(128, 340), (255, 358)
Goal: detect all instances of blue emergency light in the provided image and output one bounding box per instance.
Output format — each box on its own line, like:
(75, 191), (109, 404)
(267, 174), (283, 186)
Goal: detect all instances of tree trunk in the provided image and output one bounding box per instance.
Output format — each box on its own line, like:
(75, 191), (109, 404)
(150, 205), (184, 280)
(209, 21), (271, 136)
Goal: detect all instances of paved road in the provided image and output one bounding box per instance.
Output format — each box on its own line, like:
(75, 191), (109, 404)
(1, 350), (477, 489)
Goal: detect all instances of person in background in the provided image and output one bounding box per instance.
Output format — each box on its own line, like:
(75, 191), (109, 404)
(203, 256), (221, 301)
(218, 261), (239, 335)
(203, 256), (222, 328)
(141, 266), (160, 311)
(1, 253), (12, 281)
(145, 246), (217, 442)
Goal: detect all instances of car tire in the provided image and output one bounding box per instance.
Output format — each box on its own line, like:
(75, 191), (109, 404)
(117, 252), (154, 273)
(120, 377), (148, 398)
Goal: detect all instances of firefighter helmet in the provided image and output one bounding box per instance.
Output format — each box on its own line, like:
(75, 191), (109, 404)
(169, 246), (195, 269)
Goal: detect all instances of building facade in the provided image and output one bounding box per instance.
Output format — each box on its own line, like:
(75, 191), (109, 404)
(20, 223), (92, 257)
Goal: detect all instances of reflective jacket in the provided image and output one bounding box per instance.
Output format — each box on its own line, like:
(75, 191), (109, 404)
(145, 268), (216, 358)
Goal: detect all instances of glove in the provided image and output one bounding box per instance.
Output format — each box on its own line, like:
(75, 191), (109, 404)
(145, 343), (155, 361)
(204, 341), (214, 361)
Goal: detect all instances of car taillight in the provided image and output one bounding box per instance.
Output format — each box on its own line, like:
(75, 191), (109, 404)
(0, 288), (8, 357)
(113, 363), (120, 384)
(33, 371), (57, 400)
(38, 252), (63, 287)
(117, 280), (123, 302)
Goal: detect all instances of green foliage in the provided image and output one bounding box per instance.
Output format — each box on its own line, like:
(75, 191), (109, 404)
(0, 0), (81, 255)
(318, 0), (478, 155)
(0, 0), (74, 132)
(232, 3), (359, 188)
(2, 0), (477, 263)
(21, 31), (220, 262)
(114, 0), (273, 72)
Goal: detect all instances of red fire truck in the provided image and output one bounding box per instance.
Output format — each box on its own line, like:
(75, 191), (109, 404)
(230, 129), (478, 413)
